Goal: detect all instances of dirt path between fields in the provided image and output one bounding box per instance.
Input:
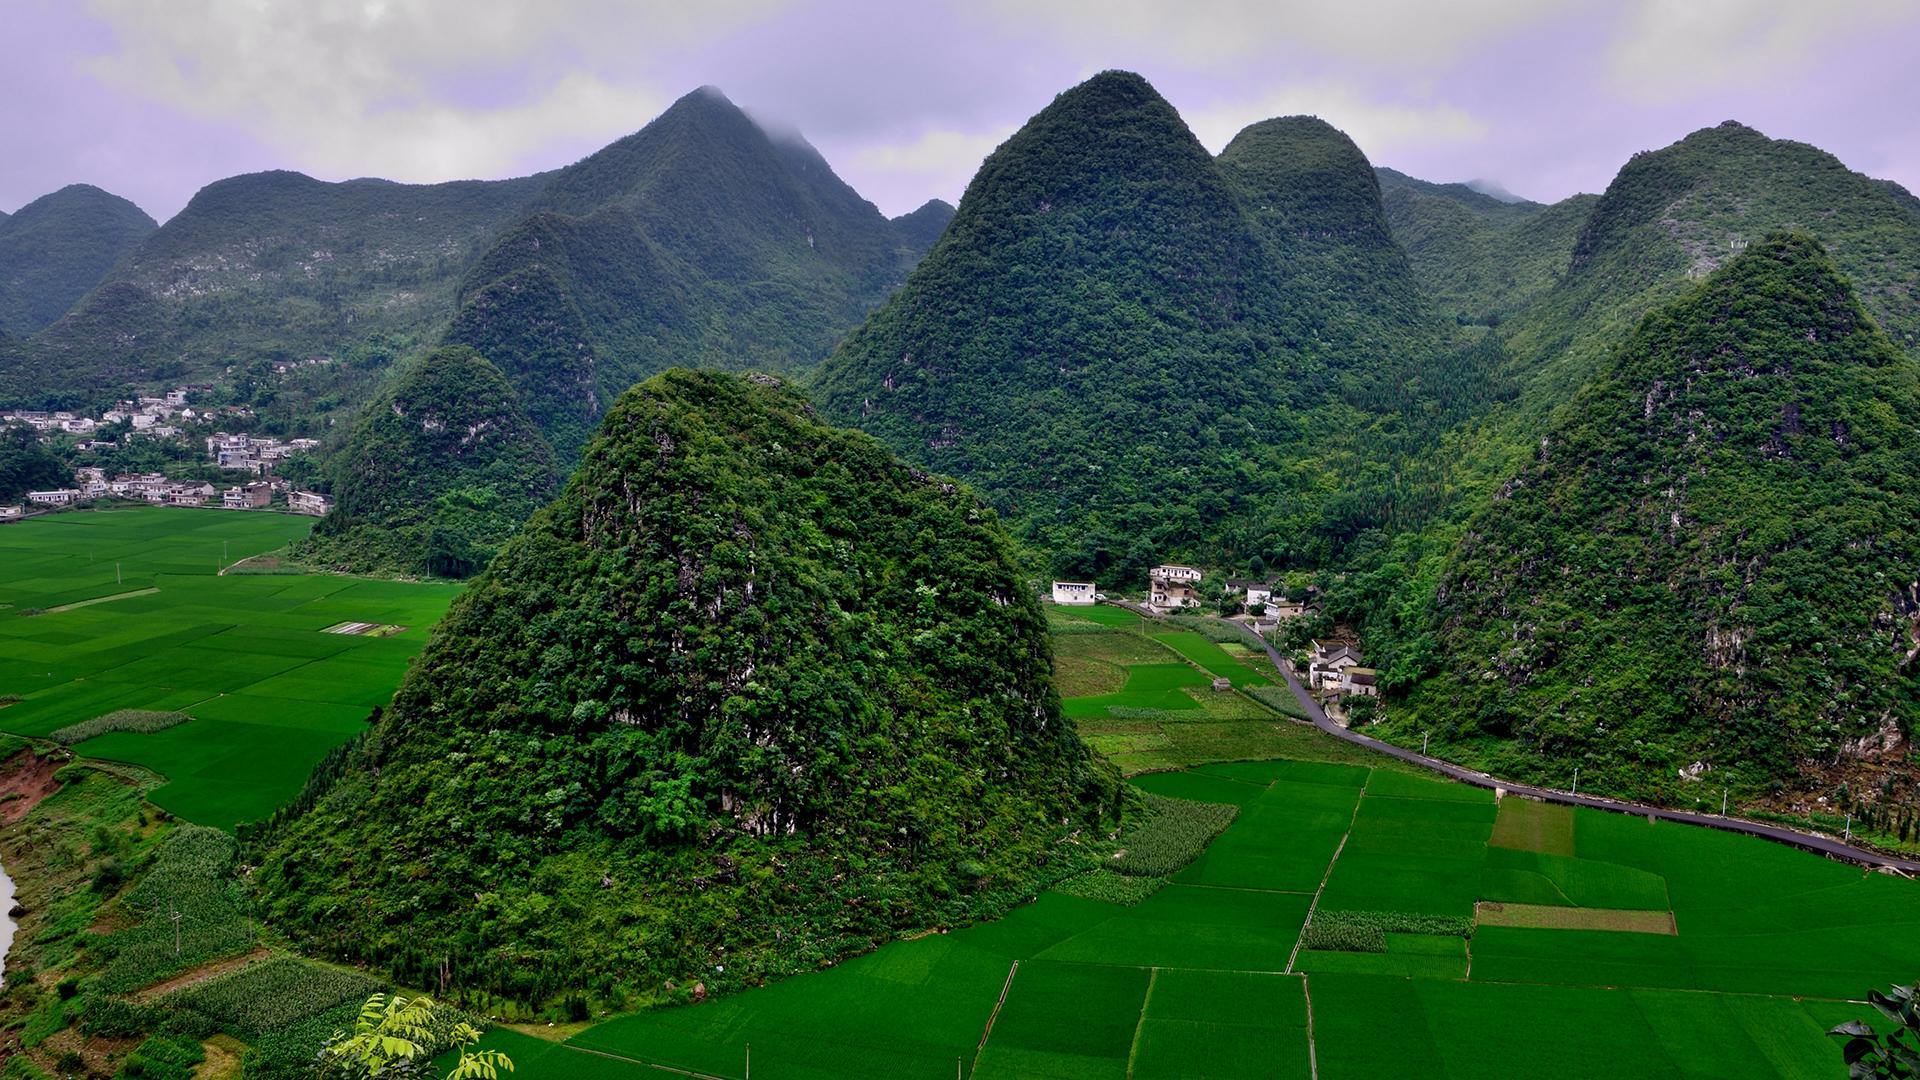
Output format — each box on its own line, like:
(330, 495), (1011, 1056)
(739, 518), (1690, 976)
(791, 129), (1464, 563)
(133, 948), (271, 1003)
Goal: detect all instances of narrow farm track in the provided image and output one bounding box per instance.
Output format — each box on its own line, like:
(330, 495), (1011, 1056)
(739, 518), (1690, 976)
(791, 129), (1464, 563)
(1120, 607), (1920, 876)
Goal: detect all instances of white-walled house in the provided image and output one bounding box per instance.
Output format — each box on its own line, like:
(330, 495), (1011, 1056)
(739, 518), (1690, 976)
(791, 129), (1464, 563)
(26, 489), (80, 506)
(289, 490), (333, 516)
(1051, 581), (1097, 605)
(1308, 640), (1363, 691)
(1149, 565), (1204, 609)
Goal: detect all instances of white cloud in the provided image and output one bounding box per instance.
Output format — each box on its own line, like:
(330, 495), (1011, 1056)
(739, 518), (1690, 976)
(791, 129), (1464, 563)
(848, 127), (1013, 180)
(1607, 0), (1919, 99)
(981, 0), (1578, 67)
(80, 0), (787, 182)
(1184, 84), (1489, 159)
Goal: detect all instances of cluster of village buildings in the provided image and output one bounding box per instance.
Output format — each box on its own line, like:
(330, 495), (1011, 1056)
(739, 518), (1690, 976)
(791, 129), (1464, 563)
(0, 385), (248, 446)
(1048, 563), (1378, 706)
(4, 388), (333, 521)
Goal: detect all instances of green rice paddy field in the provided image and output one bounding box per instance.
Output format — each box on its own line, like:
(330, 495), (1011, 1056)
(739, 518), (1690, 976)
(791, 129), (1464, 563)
(0, 508), (460, 828)
(476, 606), (1920, 1079)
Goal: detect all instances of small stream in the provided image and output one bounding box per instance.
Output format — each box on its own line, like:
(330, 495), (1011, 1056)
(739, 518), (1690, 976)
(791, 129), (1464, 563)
(0, 859), (14, 986)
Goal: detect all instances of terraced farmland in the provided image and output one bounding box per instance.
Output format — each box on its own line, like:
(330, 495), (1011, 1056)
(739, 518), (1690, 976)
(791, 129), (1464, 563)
(0, 508), (460, 828)
(466, 605), (1920, 1080)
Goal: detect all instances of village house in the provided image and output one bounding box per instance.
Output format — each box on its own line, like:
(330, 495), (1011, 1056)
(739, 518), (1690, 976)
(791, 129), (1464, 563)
(1223, 579), (1276, 607)
(26, 489), (81, 507)
(164, 482), (216, 507)
(1051, 581), (1097, 605)
(288, 490), (333, 516)
(1149, 565), (1204, 609)
(0, 506), (21, 521)
(1307, 640), (1363, 692)
(1344, 669), (1380, 698)
(1268, 597), (1321, 620)
(223, 482), (272, 510)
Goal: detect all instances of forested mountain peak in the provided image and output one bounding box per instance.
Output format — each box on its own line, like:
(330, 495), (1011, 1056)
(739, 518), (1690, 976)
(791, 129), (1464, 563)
(0, 182), (157, 336)
(257, 368), (1101, 1001)
(443, 84), (926, 460)
(891, 198), (956, 254)
(1408, 232), (1920, 792)
(297, 344), (559, 578)
(1504, 118), (1920, 412)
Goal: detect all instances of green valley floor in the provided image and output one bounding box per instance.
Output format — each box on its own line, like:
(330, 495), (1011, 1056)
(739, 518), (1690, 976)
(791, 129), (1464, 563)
(0, 507), (459, 828)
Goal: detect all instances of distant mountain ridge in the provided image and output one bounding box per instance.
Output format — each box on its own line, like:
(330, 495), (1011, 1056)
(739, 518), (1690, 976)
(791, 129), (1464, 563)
(443, 86), (931, 458)
(0, 184), (156, 337)
(0, 88), (940, 429)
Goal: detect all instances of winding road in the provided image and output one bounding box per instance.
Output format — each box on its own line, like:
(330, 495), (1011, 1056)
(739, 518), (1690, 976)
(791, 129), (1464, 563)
(1111, 602), (1920, 875)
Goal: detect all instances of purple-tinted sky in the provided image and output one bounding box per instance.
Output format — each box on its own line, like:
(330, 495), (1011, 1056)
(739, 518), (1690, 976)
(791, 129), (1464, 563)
(5, 0), (1919, 222)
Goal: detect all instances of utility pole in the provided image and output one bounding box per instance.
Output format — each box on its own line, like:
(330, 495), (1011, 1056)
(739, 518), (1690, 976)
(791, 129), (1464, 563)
(1845, 813), (1853, 843)
(116, 562), (121, 585)
(745, 1043), (751, 1080)
(1722, 788), (1729, 815)
(171, 902), (182, 956)
(1572, 767), (1580, 796)
(1422, 731), (1430, 755)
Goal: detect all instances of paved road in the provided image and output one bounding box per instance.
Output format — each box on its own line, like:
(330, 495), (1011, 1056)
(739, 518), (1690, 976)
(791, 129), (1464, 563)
(1106, 602), (1920, 875)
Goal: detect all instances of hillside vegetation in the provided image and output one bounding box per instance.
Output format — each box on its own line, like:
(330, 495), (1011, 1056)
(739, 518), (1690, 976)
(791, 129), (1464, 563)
(0, 184), (156, 336)
(1389, 234), (1920, 794)
(1377, 167), (1598, 327)
(814, 72), (1467, 581)
(256, 370), (1107, 1005)
(295, 345), (559, 577)
(446, 87), (927, 458)
(11, 171), (547, 400)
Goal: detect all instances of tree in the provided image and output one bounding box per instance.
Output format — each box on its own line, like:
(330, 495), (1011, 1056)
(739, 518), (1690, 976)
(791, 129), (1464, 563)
(1832, 980), (1920, 1078)
(318, 993), (513, 1080)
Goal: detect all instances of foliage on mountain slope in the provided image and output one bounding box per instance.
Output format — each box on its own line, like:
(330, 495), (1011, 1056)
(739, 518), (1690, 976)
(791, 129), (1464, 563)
(7, 171), (547, 401)
(255, 369), (1107, 1004)
(1377, 167), (1598, 327)
(1381, 234), (1920, 796)
(1500, 121), (1920, 418)
(0, 184), (156, 336)
(813, 72), (1468, 582)
(295, 346), (559, 578)
(444, 87), (926, 458)
(891, 198), (957, 254)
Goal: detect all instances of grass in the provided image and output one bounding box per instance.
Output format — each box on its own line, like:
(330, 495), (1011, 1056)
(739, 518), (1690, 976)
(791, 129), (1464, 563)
(0, 507), (460, 830)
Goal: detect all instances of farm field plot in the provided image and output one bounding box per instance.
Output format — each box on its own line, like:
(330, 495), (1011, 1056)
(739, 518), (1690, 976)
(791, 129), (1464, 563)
(0, 508), (460, 829)
(1053, 611), (1387, 773)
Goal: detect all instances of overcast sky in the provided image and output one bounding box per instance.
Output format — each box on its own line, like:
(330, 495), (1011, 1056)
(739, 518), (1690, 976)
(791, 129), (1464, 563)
(5, 0), (1918, 222)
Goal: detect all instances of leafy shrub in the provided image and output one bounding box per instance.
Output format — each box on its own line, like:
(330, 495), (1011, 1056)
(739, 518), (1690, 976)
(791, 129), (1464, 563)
(1109, 793), (1237, 877)
(50, 710), (188, 745)
(1052, 869), (1167, 906)
(1300, 909), (1474, 952)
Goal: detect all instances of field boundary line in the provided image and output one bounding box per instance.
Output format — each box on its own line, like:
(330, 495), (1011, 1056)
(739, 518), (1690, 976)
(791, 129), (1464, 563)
(40, 586), (160, 613)
(563, 1043), (733, 1080)
(970, 959), (1020, 1073)
(1286, 793), (1362, 975)
(1124, 967), (1159, 1079)
(1302, 973), (1321, 1080)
